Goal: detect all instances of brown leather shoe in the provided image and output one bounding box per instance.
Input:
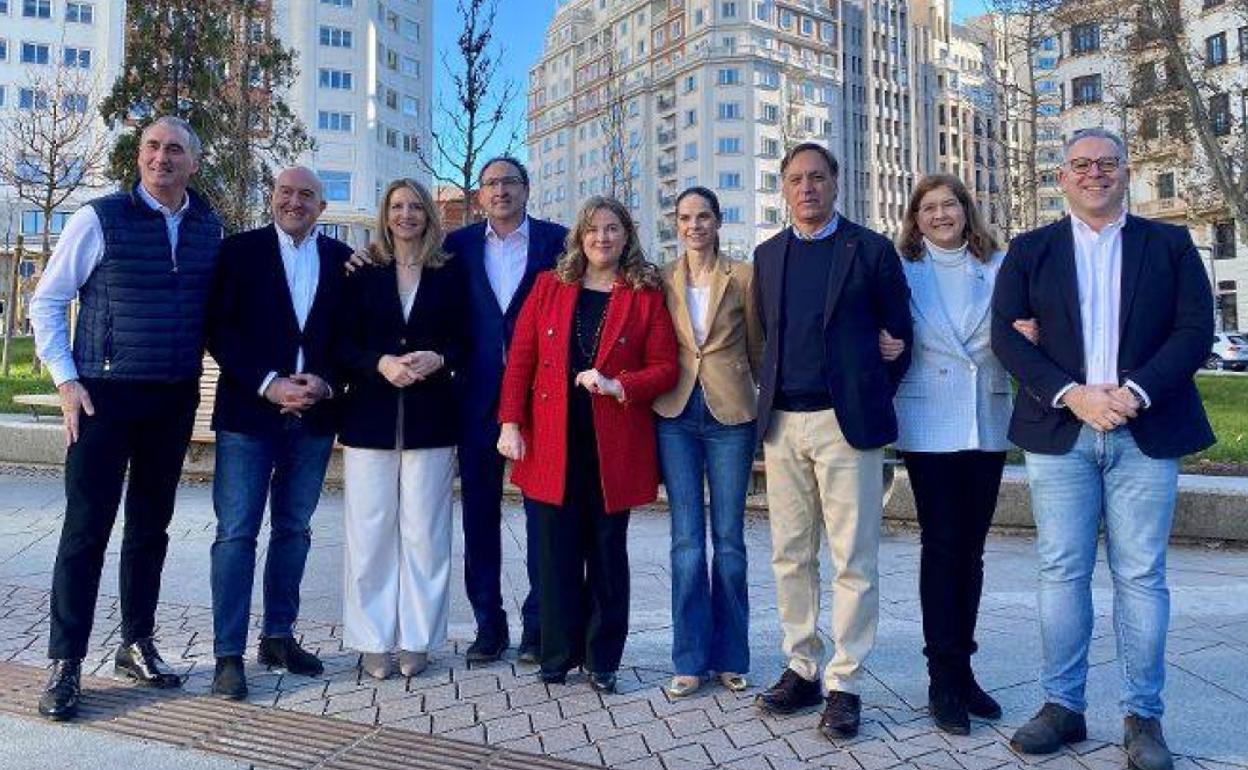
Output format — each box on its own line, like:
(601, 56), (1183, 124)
(1010, 703), (1087, 754)
(1125, 715), (1174, 770)
(755, 669), (822, 715)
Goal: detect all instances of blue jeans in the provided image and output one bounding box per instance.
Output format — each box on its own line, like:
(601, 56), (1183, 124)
(211, 425), (334, 657)
(657, 385), (754, 676)
(1025, 425), (1178, 719)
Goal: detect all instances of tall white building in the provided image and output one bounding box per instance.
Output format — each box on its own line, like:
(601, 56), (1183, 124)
(273, 0), (434, 245)
(0, 0), (127, 250)
(527, 0), (922, 263)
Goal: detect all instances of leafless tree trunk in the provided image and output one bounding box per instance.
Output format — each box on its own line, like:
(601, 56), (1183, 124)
(417, 0), (517, 227)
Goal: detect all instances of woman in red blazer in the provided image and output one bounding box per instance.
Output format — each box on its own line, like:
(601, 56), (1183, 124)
(497, 196), (678, 692)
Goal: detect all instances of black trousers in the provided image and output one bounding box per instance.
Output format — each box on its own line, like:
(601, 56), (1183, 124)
(900, 450), (1006, 684)
(48, 378), (198, 659)
(529, 463), (630, 676)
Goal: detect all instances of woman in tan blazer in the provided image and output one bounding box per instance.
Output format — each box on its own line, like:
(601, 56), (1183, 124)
(653, 187), (763, 698)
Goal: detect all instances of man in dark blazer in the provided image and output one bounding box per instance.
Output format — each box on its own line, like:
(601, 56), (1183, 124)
(751, 142), (912, 741)
(443, 156), (568, 664)
(205, 166), (352, 700)
(992, 128), (1213, 770)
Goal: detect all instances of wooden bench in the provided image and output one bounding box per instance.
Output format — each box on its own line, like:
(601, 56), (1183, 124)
(12, 393), (60, 419)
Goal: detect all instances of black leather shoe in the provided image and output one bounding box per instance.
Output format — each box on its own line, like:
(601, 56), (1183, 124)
(964, 675), (1002, 720)
(465, 629), (509, 663)
(818, 690), (862, 740)
(516, 630), (541, 666)
(539, 669), (567, 685)
(588, 671), (618, 694)
(929, 683), (970, 735)
(258, 636), (323, 676)
(115, 638), (182, 688)
(212, 656), (248, 700)
(37, 659), (81, 721)
(1010, 703), (1087, 754)
(755, 669), (822, 715)
(1124, 715), (1174, 770)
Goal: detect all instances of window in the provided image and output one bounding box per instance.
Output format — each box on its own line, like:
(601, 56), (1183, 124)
(716, 102), (741, 120)
(0, 86), (5, 107)
(721, 1), (737, 17)
(685, 109), (697, 126)
(21, 211), (70, 236)
(401, 18), (420, 42)
(319, 26), (353, 48)
(318, 68), (354, 90)
(757, 68), (779, 88)
(761, 137), (779, 157)
(1214, 221), (1236, 260)
(683, 74), (697, 92)
(18, 87), (47, 110)
(1240, 27), (1248, 61)
(317, 111), (354, 132)
(22, 0), (49, 18)
(1141, 112), (1160, 140)
(65, 1), (92, 22)
(318, 170), (352, 202)
(1207, 33), (1228, 67)
(401, 56), (420, 77)
(1210, 92), (1232, 135)
(1069, 23), (1099, 55)
(20, 42), (49, 64)
(722, 207), (742, 223)
(63, 46), (90, 68)
(683, 141), (697, 160)
(0, 1), (7, 12)
(760, 171), (779, 191)
(0, 40), (6, 61)
(1156, 172), (1175, 199)
(61, 92), (88, 113)
(760, 103), (778, 122)
(718, 171), (742, 188)
(320, 0), (354, 5)
(402, 96), (418, 116)
(1071, 74), (1102, 106)
(717, 68), (740, 85)
(716, 136), (742, 154)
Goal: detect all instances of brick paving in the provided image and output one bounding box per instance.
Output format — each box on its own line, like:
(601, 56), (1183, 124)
(0, 468), (1245, 769)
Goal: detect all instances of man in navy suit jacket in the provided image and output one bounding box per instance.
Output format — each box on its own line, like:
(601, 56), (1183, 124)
(205, 167), (352, 700)
(443, 157), (568, 664)
(991, 128), (1213, 769)
(751, 143), (912, 741)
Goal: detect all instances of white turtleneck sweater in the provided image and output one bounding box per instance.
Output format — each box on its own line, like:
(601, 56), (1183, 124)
(924, 238), (971, 327)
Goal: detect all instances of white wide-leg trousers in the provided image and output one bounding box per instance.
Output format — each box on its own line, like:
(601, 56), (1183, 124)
(342, 446), (454, 653)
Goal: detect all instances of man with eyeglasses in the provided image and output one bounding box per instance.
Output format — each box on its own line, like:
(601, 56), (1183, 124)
(992, 128), (1213, 770)
(444, 156), (568, 664)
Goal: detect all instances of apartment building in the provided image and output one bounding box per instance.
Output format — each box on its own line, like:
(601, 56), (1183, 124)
(527, 0), (920, 263)
(273, 0), (433, 245)
(0, 0), (127, 250)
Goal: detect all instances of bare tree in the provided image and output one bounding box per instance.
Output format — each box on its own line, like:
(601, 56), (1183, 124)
(0, 65), (110, 260)
(599, 54), (641, 208)
(418, 0), (518, 227)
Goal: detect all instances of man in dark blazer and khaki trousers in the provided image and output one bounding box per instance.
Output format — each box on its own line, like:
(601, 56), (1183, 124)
(206, 166), (352, 700)
(992, 128), (1213, 770)
(443, 157), (568, 664)
(752, 143), (912, 741)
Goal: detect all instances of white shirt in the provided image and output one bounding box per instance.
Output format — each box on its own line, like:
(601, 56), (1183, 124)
(258, 226), (322, 395)
(1053, 212), (1151, 408)
(686, 285), (711, 347)
(30, 185), (191, 386)
(484, 216), (530, 313)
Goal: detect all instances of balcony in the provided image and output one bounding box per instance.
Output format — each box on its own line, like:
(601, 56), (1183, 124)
(657, 161), (677, 176)
(657, 191), (676, 208)
(658, 227), (676, 242)
(657, 94), (676, 112)
(1135, 197), (1189, 219)
(656, 129), (676, 145)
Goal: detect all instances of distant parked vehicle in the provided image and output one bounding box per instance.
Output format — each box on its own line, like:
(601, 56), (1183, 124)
(1206, 331), (1248, 371)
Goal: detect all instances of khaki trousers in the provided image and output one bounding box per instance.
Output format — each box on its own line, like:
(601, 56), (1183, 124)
(763, 409), (883, 693)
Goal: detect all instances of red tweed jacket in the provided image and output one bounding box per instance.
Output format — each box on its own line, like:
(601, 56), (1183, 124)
(498, 271), (679, 512)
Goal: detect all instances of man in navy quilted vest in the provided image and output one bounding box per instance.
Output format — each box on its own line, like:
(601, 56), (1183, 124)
(29, 116), (223, 720)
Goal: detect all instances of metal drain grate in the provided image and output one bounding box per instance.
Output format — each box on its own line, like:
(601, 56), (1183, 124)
(0, 661), (596, 770)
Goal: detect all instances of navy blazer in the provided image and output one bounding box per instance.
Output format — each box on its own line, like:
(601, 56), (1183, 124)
(753, 218), (913, 449)
(443, 216), (568, 424)
(990, 215), (1215, 459)
(335, 258), (469, 450)
(207, 225), (351, 437)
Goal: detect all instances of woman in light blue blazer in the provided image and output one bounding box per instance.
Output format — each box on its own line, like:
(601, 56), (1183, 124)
(880, 174), (1035, 737)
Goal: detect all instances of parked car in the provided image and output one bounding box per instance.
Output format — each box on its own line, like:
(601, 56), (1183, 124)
(1206, 331), (1248, 371)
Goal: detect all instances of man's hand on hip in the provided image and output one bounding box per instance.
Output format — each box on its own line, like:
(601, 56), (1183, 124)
(57, 380), (95, 446)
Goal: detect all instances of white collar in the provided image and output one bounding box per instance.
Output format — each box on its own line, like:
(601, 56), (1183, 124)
(1070, 210), (1126, 238)
(276, 224), (319, 251)
(137, 183), (190, 218)
(486, 216), (530, 242)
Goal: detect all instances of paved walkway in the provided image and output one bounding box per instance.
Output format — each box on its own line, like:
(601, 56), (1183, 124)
(0, 466), (1245, 769)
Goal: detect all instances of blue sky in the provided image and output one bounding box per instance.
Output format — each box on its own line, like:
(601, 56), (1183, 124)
(431, 0), (991, 173)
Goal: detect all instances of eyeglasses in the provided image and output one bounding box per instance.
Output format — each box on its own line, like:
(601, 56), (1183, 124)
(480, 176), (525, 189)
(1066, 156), (1122, 174)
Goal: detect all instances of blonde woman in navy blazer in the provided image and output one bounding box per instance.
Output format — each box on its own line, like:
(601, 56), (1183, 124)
(880, 174), (1035, 736)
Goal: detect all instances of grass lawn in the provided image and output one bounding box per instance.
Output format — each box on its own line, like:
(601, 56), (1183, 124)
(0, 335), (1244, 470)
(0, 336), (56, 414)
